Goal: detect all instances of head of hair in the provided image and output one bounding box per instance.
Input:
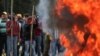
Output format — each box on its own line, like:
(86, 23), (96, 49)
(24, 14), (29, 18)
(2, 11), (7, 15)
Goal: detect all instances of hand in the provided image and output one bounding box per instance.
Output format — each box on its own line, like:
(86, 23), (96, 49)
(7, 28), (11, 31)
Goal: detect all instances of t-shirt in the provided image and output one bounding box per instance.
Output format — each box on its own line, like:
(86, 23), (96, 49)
(0, 18), (9, 33)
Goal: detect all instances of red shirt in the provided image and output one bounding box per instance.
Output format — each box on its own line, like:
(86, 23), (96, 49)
(34, 27), (42, 36)
(6, 20), (20, 36)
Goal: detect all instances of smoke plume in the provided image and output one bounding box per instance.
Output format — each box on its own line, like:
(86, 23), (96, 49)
(36, 0), (51, 33)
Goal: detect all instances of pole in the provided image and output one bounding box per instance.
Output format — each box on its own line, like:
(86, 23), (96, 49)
(10, 0), (13, 55)
(30, 5), (35, 56)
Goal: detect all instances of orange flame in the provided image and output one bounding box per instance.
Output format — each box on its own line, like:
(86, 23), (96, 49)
(55, 0), (100, 56)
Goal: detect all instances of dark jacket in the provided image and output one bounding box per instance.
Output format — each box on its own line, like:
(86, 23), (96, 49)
(24, 23), (35, 40)
(34, 27), (42, 36)
(24, 17), (40, 41)
(18, 19), (25, 43)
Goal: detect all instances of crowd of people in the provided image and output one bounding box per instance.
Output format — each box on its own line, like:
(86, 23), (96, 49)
(0, 11), (64, 56)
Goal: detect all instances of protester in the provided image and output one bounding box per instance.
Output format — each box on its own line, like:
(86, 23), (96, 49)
(0, 11), (9, 56)
(15, 13), (24, 56)
(34, 18), (42, 56)
(24, 16), (35, 56)
(6, 16), (20, 56)
(15, 13), (25, 44)
(43, 33), (52, 56)
(19, 14), (29, 56)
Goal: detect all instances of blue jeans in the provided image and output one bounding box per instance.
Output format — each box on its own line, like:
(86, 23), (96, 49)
(35, 35), (41, 56)
(24, 41), (35, 56)
(51, 40), (57, 56)
(7, 36), (18, 56)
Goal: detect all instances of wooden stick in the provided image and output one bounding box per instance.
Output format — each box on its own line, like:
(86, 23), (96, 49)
(30, 5), (35, 56)
(10, 0), (14, 56)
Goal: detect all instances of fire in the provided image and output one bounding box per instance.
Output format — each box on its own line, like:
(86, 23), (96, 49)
(54, 0), (100, 56)
(59, 34), (70, 48)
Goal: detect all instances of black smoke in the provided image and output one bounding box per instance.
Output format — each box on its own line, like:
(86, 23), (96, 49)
(51, 5), (89, 31)
(49, 4), (91, 47)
